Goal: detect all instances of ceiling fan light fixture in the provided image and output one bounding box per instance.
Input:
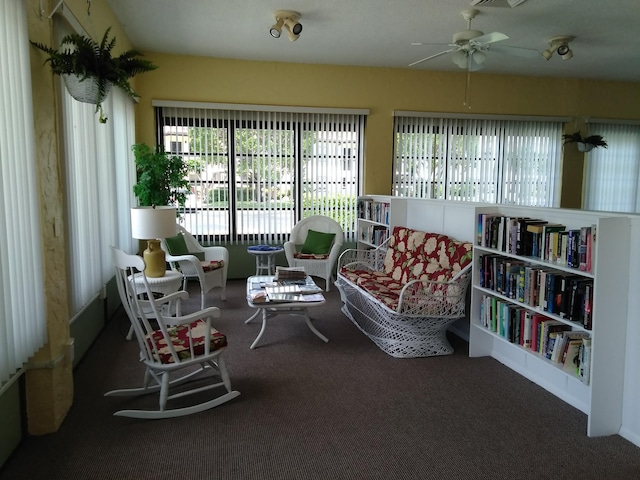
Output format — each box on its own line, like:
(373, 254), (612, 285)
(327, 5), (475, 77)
(472, 50), (487, 65)
(452, 50), (468, 68)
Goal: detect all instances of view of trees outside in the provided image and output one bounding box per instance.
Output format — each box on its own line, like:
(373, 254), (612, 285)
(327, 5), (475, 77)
(393, 118), (560, 207)
(161, 118), (360, 243)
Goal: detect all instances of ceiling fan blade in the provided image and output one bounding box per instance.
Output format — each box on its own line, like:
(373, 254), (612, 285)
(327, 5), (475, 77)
(471, 31), (509, 45)
(490, 45), (541, 58)
(409, 48), (457, 67)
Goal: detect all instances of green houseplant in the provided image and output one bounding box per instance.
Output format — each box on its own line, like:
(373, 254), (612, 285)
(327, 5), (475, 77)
(132, 143), (190, 208)
(562, 131), (608, 152)
(31, 27), (157, 123)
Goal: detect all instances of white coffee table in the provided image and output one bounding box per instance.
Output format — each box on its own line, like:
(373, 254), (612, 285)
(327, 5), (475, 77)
(245, 275), (328, 349)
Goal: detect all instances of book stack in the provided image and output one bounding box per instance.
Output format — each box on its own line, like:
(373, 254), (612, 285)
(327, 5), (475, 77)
(274, 266), (306, 281)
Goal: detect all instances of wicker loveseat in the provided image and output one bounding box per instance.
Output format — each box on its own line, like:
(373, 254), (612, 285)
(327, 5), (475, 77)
(335, 226), (473, 358)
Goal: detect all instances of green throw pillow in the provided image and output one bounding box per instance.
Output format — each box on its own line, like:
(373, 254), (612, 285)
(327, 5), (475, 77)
(301, 229), (336, 255)
(164, 233), (205, 261)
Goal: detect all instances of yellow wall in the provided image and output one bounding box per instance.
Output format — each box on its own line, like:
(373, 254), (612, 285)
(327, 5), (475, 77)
(134, 54), (640, 205)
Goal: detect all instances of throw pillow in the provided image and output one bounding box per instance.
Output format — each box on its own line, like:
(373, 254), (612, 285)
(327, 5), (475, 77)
(164, 233), (205, 261)
(301, 229), (336, 255)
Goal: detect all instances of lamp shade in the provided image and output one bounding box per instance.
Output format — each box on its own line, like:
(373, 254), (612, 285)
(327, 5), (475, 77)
(131, 206), (177, 240)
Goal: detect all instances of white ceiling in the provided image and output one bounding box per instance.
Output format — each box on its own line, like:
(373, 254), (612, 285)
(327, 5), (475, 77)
(106, 0), (640, 82)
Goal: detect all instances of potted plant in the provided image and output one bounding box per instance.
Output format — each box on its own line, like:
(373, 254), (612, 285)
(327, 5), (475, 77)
(31, 27), (157, 123)
(562, 131), (608, 152)
(132, 143), (190, 208)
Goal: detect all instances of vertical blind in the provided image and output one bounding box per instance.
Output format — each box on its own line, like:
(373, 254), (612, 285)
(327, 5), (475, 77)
(0, 0), (47, 390)
(583, 123), (640, 213)
(393, 114), (562, 207)
(156, 103), (366, 244)
(57, 15), (137, 317)
(62, 86), (136, 317)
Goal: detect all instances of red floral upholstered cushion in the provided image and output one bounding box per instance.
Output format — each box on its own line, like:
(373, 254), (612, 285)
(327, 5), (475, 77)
(201, 260), (224, 272)
(383, 227), (472, 281)
(293, 252), (330, 260)
(145, 320), (227, 364)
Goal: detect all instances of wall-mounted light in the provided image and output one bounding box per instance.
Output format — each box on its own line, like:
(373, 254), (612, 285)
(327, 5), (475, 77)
(270, 10), (303, 42)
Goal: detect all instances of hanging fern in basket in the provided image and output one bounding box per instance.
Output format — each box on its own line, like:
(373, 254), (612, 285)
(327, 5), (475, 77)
(31, 27), (157, 123)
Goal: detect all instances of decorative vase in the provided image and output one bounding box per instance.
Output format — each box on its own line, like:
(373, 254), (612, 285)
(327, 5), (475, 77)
(577, 142), (595, 153)
(62, 74), (112, 104)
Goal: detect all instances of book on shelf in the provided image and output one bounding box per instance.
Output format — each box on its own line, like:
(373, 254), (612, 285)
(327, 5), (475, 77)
(540, 224), (566, 261)
(563, 337), (584, 374)
(579, 338), (592, 385)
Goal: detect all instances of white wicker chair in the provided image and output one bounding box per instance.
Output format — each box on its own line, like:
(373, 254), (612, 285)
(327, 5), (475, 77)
(106, 247), (239, 419)
(161, 224), (229, 309)
(283, 215), (344, 291)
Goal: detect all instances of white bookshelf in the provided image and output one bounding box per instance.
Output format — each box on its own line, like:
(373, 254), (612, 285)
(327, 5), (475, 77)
(356, 195), (392, 249)
(469, 205), (630, 437)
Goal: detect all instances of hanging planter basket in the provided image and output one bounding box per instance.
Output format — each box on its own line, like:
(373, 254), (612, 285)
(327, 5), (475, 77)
(577, 142), (595, 153)
(62, 74), (112, 105)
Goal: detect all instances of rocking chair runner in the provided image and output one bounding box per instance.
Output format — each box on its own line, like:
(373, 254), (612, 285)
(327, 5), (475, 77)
(106, 247), (240, 419)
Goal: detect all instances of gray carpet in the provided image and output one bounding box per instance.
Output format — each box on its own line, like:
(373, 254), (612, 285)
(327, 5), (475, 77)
(1, 278), (639, 480)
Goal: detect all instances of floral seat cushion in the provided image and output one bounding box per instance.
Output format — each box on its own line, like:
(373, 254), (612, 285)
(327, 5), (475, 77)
(145, 319), (227, 364)
(339, 227), (472, 312)
(201, 260), (224, 272)
(293, 252), (330, 260)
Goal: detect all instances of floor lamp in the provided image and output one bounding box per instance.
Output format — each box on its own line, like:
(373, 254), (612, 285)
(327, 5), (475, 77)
(131, 206), (177, 278)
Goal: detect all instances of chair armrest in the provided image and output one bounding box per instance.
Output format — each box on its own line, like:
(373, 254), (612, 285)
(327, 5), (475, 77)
(338, 246), (387, 272)
(283, 241), (297, 265)
(165, 253), (205, 278)
(397, 270), (471, 316)
(162, 306), (221, 327)
(201, 246), (228, 263)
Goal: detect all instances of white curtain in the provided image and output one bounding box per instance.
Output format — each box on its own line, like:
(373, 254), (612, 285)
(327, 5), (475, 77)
(393, 115), (562, 207)
(583, 123), (640, 213)
(0, 0), (47, 390)
(156, 103), (366, 244)
(62, 86), (136, 317)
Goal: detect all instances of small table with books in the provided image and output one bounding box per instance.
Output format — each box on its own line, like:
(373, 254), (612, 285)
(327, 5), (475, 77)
(246, 269), (328, 349)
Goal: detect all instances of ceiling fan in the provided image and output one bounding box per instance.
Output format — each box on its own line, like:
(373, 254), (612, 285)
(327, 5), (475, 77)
(409, 9), (538, 71)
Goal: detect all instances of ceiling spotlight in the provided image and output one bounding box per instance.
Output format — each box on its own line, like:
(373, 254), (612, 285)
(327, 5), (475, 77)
(269, 18), (283, 38)
(557, 44), (573, 60)
(284, 17), (302, 36)
(270, 10), (302, 42)
(542, 35), (575, 61)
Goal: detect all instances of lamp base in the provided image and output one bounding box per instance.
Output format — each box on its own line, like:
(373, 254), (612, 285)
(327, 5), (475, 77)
(143, 240), (166, 278)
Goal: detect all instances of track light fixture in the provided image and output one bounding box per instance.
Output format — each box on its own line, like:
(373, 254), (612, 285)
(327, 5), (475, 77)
(542, 35), (575, 61)
(269, 10), (302, 42)
(269, 18), (283, 38)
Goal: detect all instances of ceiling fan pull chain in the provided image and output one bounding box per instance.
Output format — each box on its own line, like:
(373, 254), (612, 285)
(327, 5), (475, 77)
(464, 71), (472, 109)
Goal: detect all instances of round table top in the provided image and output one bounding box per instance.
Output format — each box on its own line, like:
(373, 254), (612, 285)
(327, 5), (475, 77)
(130, 269), (183, 284)
(247, 245), (283, 254)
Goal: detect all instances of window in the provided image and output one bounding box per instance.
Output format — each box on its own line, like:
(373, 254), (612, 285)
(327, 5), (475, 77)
(0, 0), (46, 391)
(393, 113), (563, 207)
(583, 122), (640, 213)
(56, 19), (137, 318)
(155, 102), (367, 244)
